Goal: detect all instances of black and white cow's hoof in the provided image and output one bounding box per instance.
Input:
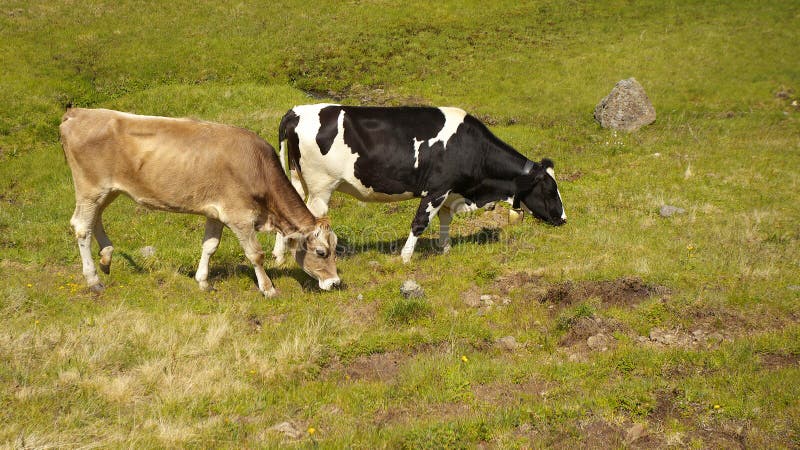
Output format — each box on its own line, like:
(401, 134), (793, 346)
(198, 281), (215, 292)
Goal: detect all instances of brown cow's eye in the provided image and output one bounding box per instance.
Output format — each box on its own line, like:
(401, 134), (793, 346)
(316, 249), (326, 257)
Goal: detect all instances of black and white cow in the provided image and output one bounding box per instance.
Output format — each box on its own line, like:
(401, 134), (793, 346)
(272, 104), (566, 263)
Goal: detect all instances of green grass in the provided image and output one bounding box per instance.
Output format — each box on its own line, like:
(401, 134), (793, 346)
(2, 0), (799, 447)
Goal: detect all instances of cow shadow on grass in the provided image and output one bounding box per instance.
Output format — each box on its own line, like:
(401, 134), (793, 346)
(335, 227), (501, 258)
(182, 263), (333, 294)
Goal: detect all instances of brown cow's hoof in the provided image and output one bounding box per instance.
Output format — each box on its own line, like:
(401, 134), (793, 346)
(89, 283), (105, 294)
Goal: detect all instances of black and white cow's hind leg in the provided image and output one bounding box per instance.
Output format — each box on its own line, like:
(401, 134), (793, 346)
(437, 206), (453, 255)
(400, 192), (449, 263)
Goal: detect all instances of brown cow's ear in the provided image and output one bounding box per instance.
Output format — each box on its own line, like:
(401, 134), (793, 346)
(315, 217), (331, 230)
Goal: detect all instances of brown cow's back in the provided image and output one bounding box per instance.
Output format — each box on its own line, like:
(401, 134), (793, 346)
(60, 108), (296, 226)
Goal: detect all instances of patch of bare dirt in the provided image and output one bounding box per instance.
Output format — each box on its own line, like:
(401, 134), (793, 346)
(758, 352), (800, 370)
(559, 316), (625, 347)
(492, 270), (545, 296)
(541, 277), (669, 307)
(338, 300), (379, 327)
(472, 378), (551, 405)
(685, 304), (751, 333)
(324, 351), (405, 382)
(372, 402), (473, 427)
(560, 170), (584, 182)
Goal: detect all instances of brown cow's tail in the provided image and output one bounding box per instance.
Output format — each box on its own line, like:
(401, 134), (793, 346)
(59, 106), (80, 161)
(277, 109), (300, 176)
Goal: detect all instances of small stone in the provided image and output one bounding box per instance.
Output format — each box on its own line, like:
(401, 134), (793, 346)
(400, 280), (424, 298)
(625, 423), (647, 444)
(464, 294), (482, 308)
(357, 294), (363, 301)
(659, 205), (686, 217)
(480, 294), (492, 301)
(139, 246), (156, 258)
(269, 421), (302, 439)
(497, 336), (522, 351)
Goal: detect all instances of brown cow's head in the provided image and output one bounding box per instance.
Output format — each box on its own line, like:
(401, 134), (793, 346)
(293, 217), (340, 290)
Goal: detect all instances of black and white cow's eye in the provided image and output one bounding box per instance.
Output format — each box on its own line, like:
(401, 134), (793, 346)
(315, 249), (327, 257)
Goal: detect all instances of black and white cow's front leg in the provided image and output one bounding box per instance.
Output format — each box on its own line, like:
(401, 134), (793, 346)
(401, 192), (449, 263)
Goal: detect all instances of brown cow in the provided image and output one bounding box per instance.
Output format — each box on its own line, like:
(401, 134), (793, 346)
(59, 108), (340, 297)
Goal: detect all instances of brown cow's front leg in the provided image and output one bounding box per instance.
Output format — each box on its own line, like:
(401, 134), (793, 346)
(230, 225), (277, 297)
(194, 218), (224, 291)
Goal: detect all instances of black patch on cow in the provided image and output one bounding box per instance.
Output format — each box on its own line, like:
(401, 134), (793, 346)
(279, 110), (301, 171)
(342, 106), (446, 195)
(316, 105), (342, 155)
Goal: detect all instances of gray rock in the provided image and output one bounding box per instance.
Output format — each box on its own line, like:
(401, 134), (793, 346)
(625, 423), (647, 444)
(587, 333), (612, 352)
(268, 421), (302, 439)
(400, 279), (424, 298)
(594, 78), (656, 131)
(649, 328), (675, 345)
(659, 205), (686, 217)
(497, 335), (522, 351)
(139, 246), (156, 258)
(357, 294), (364, 301)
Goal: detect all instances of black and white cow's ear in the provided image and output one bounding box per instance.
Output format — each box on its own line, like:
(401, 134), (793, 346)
(541, 158), (554, 169)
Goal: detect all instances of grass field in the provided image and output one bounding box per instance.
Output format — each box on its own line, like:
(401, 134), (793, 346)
(1, 1), (799, 447)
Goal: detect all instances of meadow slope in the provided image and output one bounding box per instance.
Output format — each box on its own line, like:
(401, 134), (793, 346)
(1, 1), (799, 447)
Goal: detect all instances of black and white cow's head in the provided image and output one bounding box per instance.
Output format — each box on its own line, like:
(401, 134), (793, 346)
(514, 159), (566, 226)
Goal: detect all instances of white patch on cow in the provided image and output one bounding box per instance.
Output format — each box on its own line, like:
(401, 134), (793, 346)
(400, 231), (417, 263)
(297, 105), (414, 203)
(545, 167), (566, 220)
(421, 190), (428, 197)
(427, 107), (467, 149)
(413, 138), (424, 168)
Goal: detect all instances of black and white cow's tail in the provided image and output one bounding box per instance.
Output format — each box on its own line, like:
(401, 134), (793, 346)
(277, 109), (300, 176)
(277, 112), (291, 176)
